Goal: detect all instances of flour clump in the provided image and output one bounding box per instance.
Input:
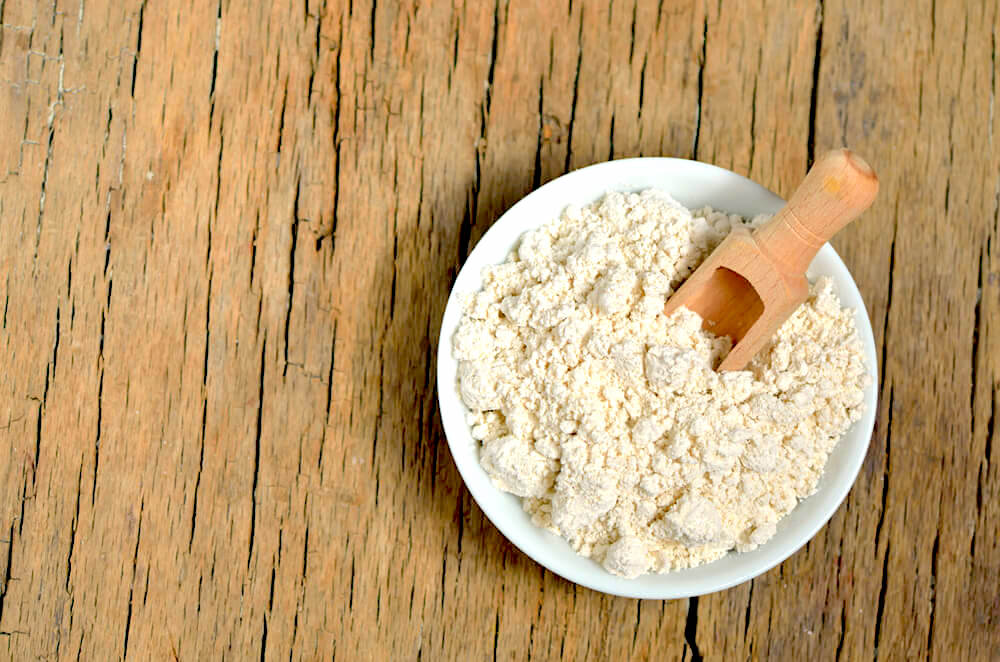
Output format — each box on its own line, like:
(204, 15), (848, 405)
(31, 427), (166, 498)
(452, 190), (869, 578)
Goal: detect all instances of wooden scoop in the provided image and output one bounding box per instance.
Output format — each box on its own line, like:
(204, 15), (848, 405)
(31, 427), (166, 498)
(663, 149), (879, 371)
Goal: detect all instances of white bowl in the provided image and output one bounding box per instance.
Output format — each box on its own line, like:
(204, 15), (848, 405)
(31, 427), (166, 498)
(436, 158), (878, 599)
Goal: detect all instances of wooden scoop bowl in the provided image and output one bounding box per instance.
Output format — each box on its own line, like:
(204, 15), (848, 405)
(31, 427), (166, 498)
(663, 149), (879, 371)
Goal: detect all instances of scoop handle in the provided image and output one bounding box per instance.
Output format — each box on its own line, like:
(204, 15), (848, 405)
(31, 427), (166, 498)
(752, 149), (879, 276)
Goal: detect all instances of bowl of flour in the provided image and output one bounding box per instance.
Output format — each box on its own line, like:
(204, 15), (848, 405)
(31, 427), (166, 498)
(437, 158), (878, 599)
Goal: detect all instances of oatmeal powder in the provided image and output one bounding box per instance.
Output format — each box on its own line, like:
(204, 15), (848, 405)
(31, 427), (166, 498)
(453, 190), (868, 578)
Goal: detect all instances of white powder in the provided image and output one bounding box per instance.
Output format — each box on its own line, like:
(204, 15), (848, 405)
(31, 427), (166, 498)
(452, 190), (869, 578)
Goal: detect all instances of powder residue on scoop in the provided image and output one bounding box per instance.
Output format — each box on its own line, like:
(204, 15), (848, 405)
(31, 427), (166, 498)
(453, 190), (869, 578)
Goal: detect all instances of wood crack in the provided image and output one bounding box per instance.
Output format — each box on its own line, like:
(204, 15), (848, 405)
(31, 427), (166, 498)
(130, 1), (145, 97)
(34, 95), (56, 267)
(276, 77), (289, 153)
(0, 524), (13, 632)
(974, 385), (996, 559)
(189, 389), (207, 551)
(308, 7), (321, 102)
(329, 20), (344, 254)
(874, 385), (894, 550)
(371, 352), (386, 504)
(51, 301), (61, 376)
(33, 397), (43, 488)
(250, 210), (260, 284)
(971, 245), (983, 434)
(531, 77), (543, 189)
(627, 0), (637, 64)
(637, 53), (646, 126)
(92, 354), (104, 506)
(608, 111), (615, 159)
(986, 385), (996, 485)
(691, 15), (707, 160)
(926, 531), (940, 657)
(491, 610), (500, 662)
(873, 381), (896, 658)
(806, 0), (824, 166)
(878, 193), (899, 402)
(873, 539), (891, 659)
(389, 165), (399, 316)
(630, 600), (641, 653)
(834, 602), (847, 661)
(191, 157), (216, 548)
(208, 0), (222, 120)
(748, 72), (758, 172)
(563, 9), (583, 174)
(348, 556), (355, 611)
(121, 500), (144, 661)
(318, 320), (337, 474)
(283, 176), (301, 377)
(448, 14), (458, 91)
(249, 336), (266, 569)
(369, 0), (376, 62)
(685, 597), (702, 661)
(259, 614), (268, 662)
(64, 466), (82, 591)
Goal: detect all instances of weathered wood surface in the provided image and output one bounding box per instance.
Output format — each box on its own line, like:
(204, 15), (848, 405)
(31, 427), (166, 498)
(0, 0), (997, 659)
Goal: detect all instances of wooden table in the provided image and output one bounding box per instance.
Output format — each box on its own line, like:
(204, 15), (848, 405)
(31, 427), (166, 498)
(0, 1), (996, 659)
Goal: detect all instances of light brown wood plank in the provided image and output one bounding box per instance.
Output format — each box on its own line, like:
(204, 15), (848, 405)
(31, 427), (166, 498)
(0, 0), (998, 660)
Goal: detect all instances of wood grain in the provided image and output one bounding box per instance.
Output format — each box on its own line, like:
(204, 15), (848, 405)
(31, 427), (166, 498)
(0, 0), (996, 660)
